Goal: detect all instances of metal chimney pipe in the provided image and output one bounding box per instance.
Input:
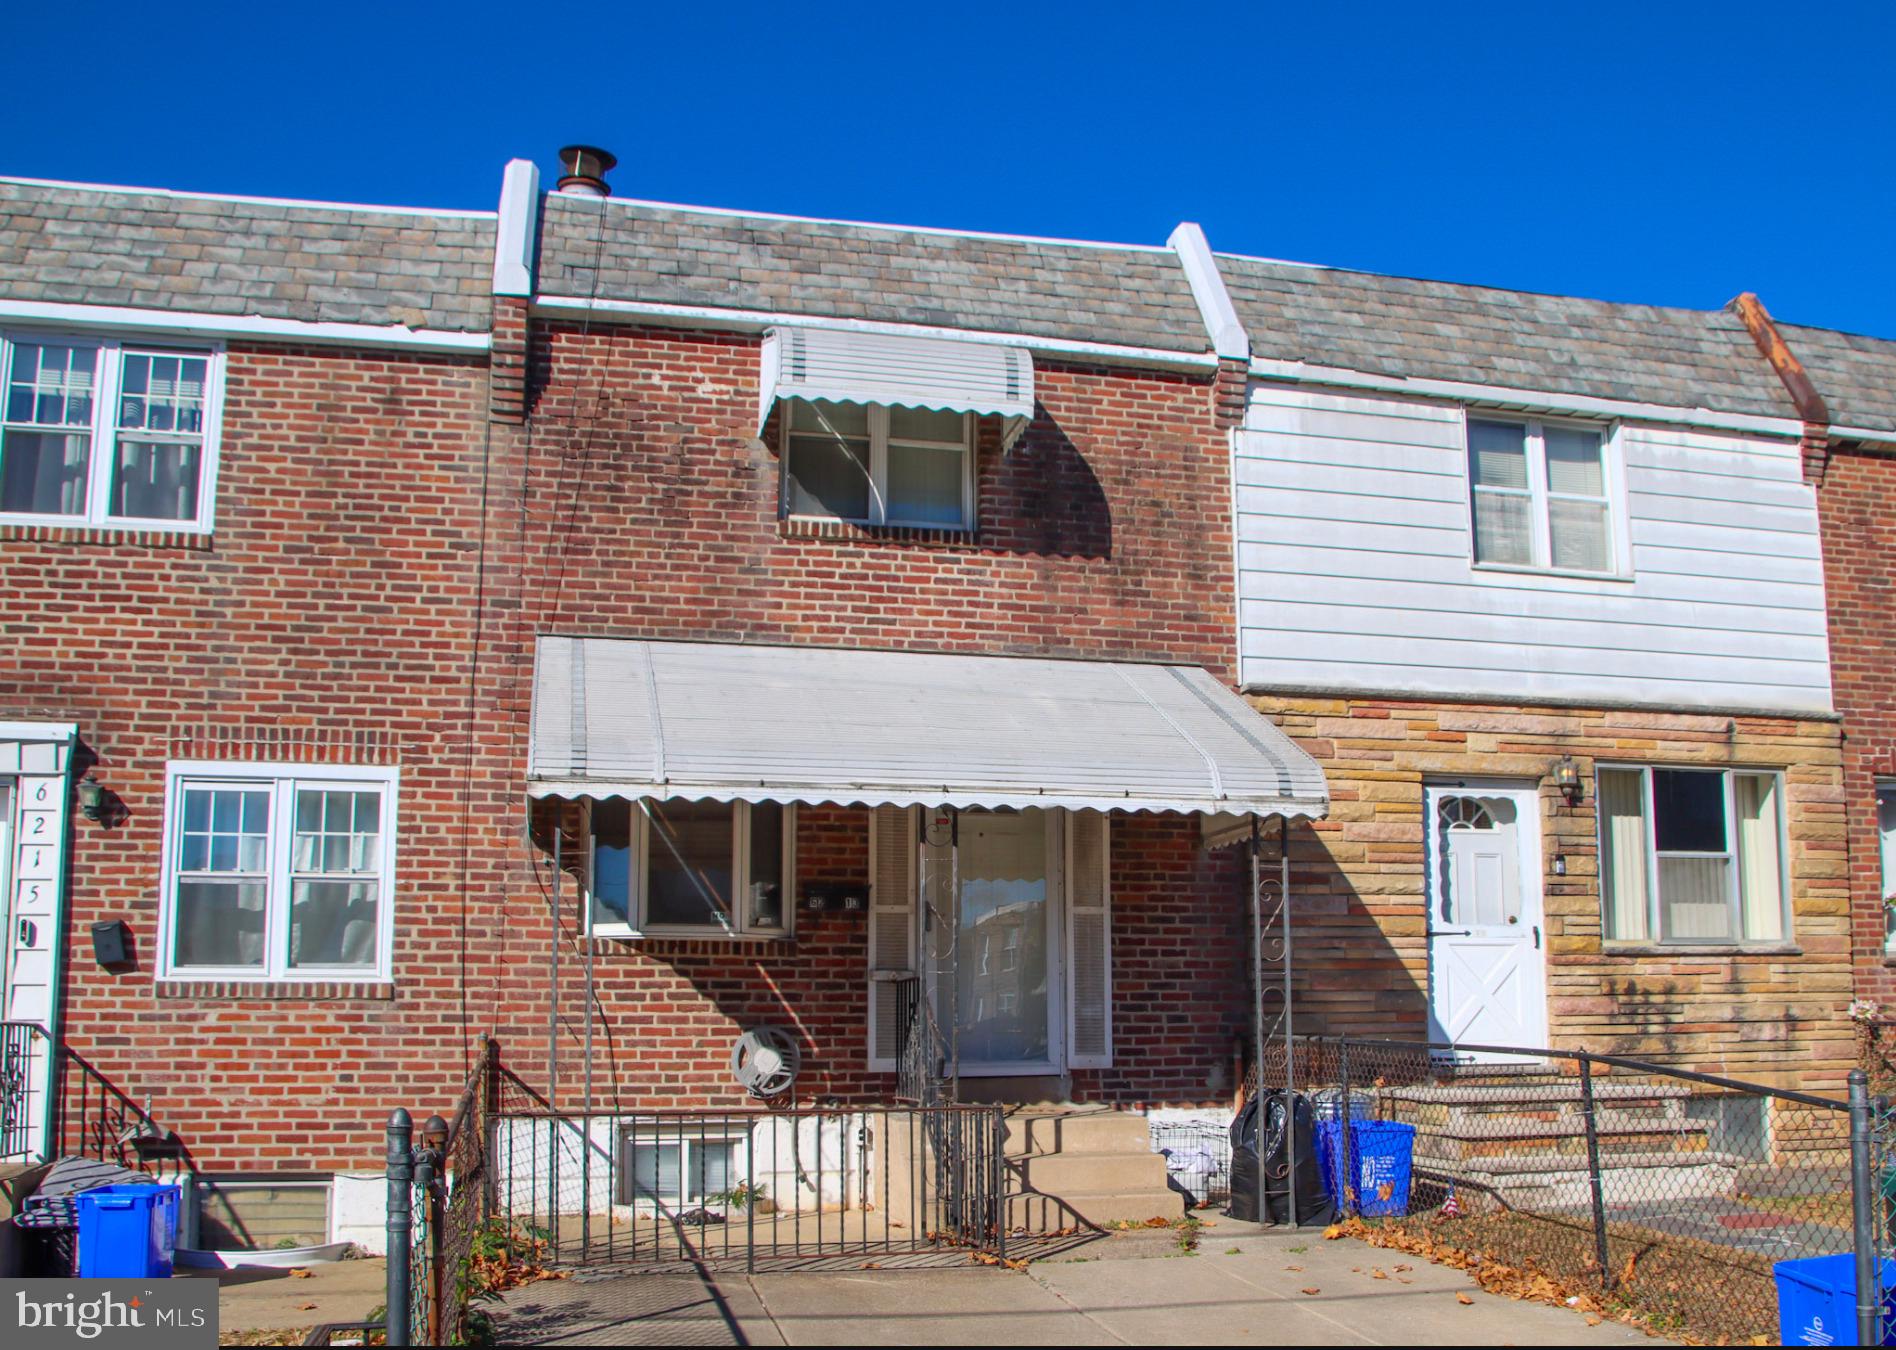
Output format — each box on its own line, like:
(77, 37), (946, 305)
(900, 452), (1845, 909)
(556, 145), (616, 197)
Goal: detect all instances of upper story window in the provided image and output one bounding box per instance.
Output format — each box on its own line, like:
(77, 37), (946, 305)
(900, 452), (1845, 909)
(158, 763), (399, 981)
(586, 798), (795, 939)
(1597, 765), (1787, 947)
(1467, 416), (1617, 575)
(0, 334), (223, 532)
(782, 399), (973, 531)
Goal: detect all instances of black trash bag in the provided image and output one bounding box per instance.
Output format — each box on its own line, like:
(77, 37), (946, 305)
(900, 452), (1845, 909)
(1224, 1091), (1334, 1227)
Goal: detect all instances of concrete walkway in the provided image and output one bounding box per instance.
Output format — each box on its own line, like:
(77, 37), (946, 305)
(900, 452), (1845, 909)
(494, 1225), (1664, 1346)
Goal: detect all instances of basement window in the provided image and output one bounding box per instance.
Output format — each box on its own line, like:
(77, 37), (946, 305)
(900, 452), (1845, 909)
(585, 799), (795, 939)
(159, 762), (399, 981)
(618, 1126), (748, 1210)
(0, 334), (223, 532)
(1597, 765), (1788, 946)
(781, 399), (972, 531)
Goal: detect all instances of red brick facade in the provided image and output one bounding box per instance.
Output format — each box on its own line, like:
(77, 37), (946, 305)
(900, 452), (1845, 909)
(1817, 442), (1896, 1006)
(485, 322), (1245, 1115)
(0, 343), (511, 1172)
(4, 317), (1245, 1171)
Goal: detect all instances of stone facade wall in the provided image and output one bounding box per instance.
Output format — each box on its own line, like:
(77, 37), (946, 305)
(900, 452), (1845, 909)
(1250, 695), (1850, 1095)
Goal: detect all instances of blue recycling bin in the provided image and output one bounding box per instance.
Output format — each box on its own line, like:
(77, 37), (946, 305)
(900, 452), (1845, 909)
(1316, 1119), (1415, 1217)
(75, 1184), (179, 1278)
(1773, 1253), (1896, 1346)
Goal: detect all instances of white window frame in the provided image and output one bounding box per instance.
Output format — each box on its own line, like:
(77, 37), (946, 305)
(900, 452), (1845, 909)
(1463, 411), (1628, 578)
(1596, 763), (1791, 948)
(585, 800), (796, 940)
(618, 1124), (751, 1211)
(156, 761), (399, 982)
(1878, 781), (1896, 952)
(779, 399), (974, 531)
(0, 330), (226, 533)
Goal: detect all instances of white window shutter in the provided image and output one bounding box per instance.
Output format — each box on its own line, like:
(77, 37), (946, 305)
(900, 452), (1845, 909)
(1066, 810), (1112, 1068)
(867, 805), (916, 1070)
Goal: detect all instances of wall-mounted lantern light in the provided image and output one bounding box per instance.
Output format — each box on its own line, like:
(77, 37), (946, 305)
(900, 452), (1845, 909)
(1553, 754), (1583, 805)
(76, 773), (106, 821)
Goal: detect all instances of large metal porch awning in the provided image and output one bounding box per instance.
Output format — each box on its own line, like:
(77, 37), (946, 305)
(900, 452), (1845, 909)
(527, 636), (1328, 823)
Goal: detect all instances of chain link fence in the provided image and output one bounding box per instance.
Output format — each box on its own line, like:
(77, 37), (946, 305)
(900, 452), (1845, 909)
(1238, 1035), (1862, 1344)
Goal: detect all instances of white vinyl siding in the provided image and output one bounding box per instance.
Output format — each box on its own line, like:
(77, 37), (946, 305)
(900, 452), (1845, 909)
(1235, 384), (1833, 713)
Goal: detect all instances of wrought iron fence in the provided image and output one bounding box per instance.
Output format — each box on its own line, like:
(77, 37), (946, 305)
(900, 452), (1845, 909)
(1241, 1035), (1860, 1345)
(386, 1038), (1009, 1343)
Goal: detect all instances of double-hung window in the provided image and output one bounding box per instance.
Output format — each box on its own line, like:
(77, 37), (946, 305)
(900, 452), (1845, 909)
(586, 798), (794, 938)
(782, 398), (972, 530)
(1467, 416), (1617, 574)
(0, 334), (222, 531)
(1596, 765), (1787, 945)
(160, 764), (398, 981)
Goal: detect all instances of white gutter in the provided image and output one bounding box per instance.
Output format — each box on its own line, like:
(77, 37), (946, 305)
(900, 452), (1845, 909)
(0, 299), (490, 354)
(1168, 223), (1249, 361)
(492, 159), (540, 297)
(1830, 423), (1896, 447)
(1246, 355), (1806, 439)
(530, 295), (1221, 372)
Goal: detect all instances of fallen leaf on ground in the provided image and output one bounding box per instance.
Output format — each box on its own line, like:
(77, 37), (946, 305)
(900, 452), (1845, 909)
(1371, 1268), (1388, 1280)
(298, 1304), (316, 1312)
(289, 1269), (311, 1280)
(1457, 1293), (1475, 1305)
(1586, 1315), (1603, 1326)
(1301, 1287), (1321, 1296)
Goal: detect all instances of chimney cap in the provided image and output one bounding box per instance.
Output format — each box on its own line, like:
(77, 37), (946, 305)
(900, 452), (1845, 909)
(556, 145), (616, 197)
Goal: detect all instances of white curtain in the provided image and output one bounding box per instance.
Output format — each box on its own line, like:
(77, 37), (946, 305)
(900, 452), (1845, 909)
(1597, 769), (1650, 941)
(1735, 774), (1785, 942)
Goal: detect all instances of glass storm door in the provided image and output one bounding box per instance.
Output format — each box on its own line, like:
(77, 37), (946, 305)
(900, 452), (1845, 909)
(927, 809), (1059, 1074)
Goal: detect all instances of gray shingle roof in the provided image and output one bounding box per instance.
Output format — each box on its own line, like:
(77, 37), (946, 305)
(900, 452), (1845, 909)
(536, 196), (1210, 354)
(1776, 322), (1896, 436)
(0, 180), (495, 333)
(1219, 254), (1797, 422)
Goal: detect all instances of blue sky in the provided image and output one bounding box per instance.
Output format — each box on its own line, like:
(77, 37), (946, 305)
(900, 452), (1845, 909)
(6, 1), (1893, 337)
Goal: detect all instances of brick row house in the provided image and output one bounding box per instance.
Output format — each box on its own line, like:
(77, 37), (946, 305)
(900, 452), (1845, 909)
(2, 152), (1893, 1248)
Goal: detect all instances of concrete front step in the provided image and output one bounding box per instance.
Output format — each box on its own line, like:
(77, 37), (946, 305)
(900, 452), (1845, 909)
(1005, 1186), (1186, 1232)
(1003, 1107), (1152, 1157)
(1417, 1150), (1742, 1211)
(1015, 1147), (1173, 1197)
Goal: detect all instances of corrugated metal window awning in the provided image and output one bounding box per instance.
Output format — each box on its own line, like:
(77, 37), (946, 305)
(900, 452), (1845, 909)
(529, 637), (1328, 822)
(758, 325), (1035, 443)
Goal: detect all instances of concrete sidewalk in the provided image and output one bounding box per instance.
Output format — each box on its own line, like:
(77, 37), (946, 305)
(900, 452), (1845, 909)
(494, 1226), (1663, 1346)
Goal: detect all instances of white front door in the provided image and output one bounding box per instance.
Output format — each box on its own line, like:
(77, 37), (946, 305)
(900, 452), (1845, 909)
(922, 808), (1063, 1077)
(1425, 784), (1548, 1059)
